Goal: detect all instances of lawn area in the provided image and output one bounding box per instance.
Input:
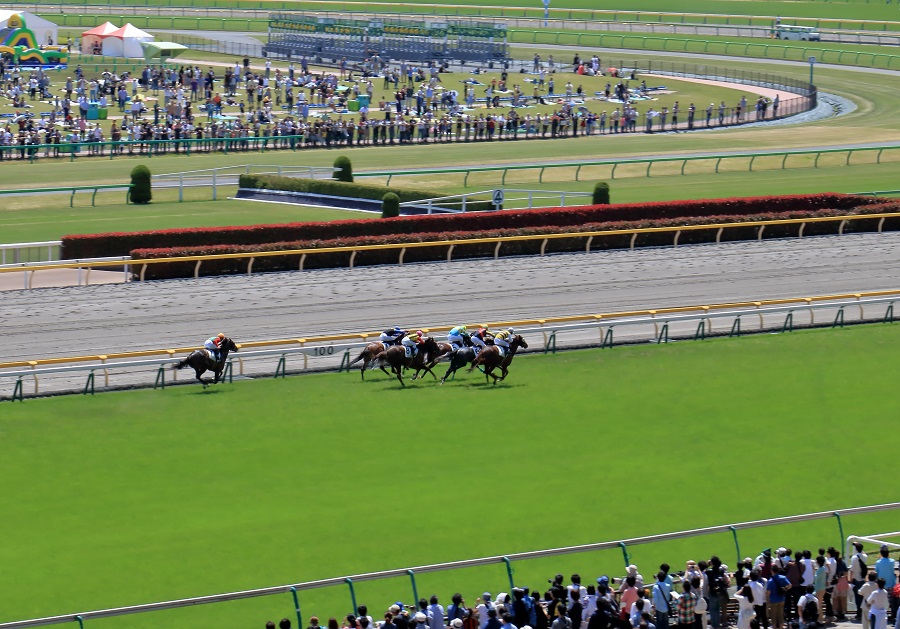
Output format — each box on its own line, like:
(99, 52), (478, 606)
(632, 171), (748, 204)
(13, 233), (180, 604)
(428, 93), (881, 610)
(0, 190), (374, 243)
(1, 324), (898, 628)
(25, 0), (900, 26)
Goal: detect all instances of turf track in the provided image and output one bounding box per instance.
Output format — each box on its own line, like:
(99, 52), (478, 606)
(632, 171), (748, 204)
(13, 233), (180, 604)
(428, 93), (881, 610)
(1, 318), (899, 628)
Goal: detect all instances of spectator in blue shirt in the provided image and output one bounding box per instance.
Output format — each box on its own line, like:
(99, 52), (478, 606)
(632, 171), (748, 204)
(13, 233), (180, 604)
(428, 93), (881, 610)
(652, 571), (671, 629)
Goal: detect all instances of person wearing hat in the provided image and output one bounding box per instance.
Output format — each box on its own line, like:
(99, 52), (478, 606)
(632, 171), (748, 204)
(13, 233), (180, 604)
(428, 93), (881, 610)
(492, 328), (515, 357)
(447, 325), (470, 352)
(402, 329), (425, 358)
(470, 325), (493, 354)
(477, 594), (495, 629)
(204, 332), (227, 362)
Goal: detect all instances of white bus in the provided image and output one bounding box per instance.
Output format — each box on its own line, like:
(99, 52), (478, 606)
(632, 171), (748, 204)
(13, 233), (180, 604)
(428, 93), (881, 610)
(774, 25), (821, 41)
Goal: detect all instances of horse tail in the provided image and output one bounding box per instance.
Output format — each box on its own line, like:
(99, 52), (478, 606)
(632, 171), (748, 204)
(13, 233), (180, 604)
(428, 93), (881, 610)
(348, 349), (368, 367)
(373, 351), (389, 369)
(173, 356), (191, 370)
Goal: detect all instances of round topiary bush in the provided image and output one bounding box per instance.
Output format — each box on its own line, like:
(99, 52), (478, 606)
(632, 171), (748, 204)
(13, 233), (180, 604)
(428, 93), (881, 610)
(333, 156), (354, 183)
(130, 164), (152, 205)
(381, 192), (400, 218)
(592, 181), (611, 205)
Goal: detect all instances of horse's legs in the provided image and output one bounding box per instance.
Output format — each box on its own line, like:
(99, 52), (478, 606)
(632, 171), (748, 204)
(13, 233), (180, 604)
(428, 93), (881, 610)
(394, 365), (405, 387)
(499, 366), (509, 381)
(379, 366), (392, 378)
(195, 368), (207, 387)
(440, 360), (457, 384)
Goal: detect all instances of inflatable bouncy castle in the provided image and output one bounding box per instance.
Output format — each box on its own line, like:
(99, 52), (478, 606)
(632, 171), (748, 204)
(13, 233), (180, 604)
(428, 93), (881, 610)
(0, 11), (67, 67)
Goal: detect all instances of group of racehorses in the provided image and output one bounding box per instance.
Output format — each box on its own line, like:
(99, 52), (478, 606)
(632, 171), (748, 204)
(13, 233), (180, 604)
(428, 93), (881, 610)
(348, 332), (528, 387)
(172, 332), (528, 388)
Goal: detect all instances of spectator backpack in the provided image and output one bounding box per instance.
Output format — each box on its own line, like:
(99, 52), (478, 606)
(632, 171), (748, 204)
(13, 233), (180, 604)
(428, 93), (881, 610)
(802, 598), (817, 624)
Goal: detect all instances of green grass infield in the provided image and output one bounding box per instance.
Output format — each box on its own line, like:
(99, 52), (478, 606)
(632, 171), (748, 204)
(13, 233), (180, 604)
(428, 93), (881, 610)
(1, 323), (898, 629)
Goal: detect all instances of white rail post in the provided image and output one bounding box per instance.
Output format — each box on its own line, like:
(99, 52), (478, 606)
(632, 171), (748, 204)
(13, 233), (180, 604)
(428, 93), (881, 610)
(212, 170), (217, 201)
(179, 173), (184, 202)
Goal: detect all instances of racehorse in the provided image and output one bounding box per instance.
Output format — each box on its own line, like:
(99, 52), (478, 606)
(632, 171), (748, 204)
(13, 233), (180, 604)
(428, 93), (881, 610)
(426, 341), (455, 370)
(374, 337), (439, 386)
(439, 346), (479, 385)
(348, 332), (409, 380)
(467, 334), (528, 384)
(173, 337), (239, 387)
(348, 341), (389, 380)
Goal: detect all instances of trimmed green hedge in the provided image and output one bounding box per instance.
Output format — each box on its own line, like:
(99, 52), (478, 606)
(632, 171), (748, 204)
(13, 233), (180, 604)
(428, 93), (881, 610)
(238, 174), (494, 212)
(129, 206), (900, 280)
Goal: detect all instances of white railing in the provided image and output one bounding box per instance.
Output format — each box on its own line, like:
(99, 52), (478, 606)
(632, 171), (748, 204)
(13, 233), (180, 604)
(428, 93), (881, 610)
(153, 164), (338, 200)
(0, 256), (131, 290)
(1, 502), (896, 629)
(2, 294), (897, 399)
(399, 188), (595, 213)
(0, 241), (61, 265)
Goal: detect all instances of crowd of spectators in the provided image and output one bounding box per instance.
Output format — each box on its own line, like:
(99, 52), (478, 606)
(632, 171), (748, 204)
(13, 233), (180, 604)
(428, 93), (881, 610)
(0, 53), (796, 159)
(266, 546), (898, 629)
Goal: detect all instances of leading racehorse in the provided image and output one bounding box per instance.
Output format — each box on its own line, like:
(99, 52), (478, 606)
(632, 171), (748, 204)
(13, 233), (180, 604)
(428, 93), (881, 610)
(467, 334), (527, 384)
(173, 336), (239, 387)
(374, 337), (439, 386)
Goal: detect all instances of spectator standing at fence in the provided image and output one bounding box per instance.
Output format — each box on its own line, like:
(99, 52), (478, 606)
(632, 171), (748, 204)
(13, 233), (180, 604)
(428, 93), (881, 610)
(852, 543), (870, 621)
(875, 547), (895, 609)
(869, 580), (890, 629)
(705, 557), (730, 629)
(862, 574), (881, 629)
(734, 585), (755, 629)
(813, 556), (828, 624)
(797, 586), (818, 629)
(767, 565), (791, 629)
(676, 581), (697, 629)
(749, 571), (768, 629)
(652, 571), (671, 629)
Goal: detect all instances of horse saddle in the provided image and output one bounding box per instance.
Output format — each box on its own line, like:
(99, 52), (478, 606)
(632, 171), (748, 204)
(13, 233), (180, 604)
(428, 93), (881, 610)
(204, 349), (219, 363)
(497, 346), (507, 359)
(404, 345), (416, 359)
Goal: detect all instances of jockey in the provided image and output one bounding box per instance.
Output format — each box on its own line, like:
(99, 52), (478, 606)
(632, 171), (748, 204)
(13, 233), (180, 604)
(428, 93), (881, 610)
(401, 329), (425, 357)
(493, 328), (515, 355)
(447, 325), (470, 352)
(379, 326), (407, 346)
(470, 325), (493, 353)
(204, 332), (226, 361)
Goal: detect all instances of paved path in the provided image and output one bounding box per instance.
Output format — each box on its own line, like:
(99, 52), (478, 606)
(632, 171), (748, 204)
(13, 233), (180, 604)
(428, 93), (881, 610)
(2, 232), (899, 365)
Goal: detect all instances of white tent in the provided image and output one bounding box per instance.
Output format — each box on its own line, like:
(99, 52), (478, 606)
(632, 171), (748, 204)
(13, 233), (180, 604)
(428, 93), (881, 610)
(0, 10), (58, 47)
(101, 23), (153, 58)
(80, 21), (118, 54)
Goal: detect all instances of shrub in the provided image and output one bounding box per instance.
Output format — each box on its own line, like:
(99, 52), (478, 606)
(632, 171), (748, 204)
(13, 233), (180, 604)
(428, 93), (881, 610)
(382, 192), (400, 218)
(129, 165), (152, 204)
(239, 173), (494, 211)
(129, 205), (900, 280)
(61, 193), (882, 259)
(592, 181), (611, 205)
(333, 156), (353, 182)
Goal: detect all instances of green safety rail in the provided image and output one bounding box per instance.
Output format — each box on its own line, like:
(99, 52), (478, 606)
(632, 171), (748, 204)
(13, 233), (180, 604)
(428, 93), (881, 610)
(0, 184), (132, 206)
(507, 30), (900, 69)
(354, 145), (900, 186)
(11, 0), (900, 32)
(0, 135), (308, 163)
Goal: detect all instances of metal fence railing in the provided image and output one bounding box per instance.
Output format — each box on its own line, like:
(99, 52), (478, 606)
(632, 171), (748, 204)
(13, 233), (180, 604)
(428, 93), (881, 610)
(0, 497), (896, 628)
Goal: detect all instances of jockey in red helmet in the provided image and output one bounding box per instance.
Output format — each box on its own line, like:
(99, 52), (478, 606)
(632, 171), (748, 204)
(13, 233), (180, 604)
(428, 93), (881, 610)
(470, 325), (493, 353)
(401, 329), (425, 357)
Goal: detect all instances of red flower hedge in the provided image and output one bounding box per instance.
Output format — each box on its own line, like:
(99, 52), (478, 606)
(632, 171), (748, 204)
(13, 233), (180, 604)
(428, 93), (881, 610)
(62, 193), (881, 260)
(130, 206), (900, 280)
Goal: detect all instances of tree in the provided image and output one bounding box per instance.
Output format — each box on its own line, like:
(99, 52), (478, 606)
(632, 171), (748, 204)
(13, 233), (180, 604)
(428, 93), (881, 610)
(381, 192), (400, 218)
(333, 155), (354, 183)
(592, 181), (610, 205)
(130, 165), (152, 204)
